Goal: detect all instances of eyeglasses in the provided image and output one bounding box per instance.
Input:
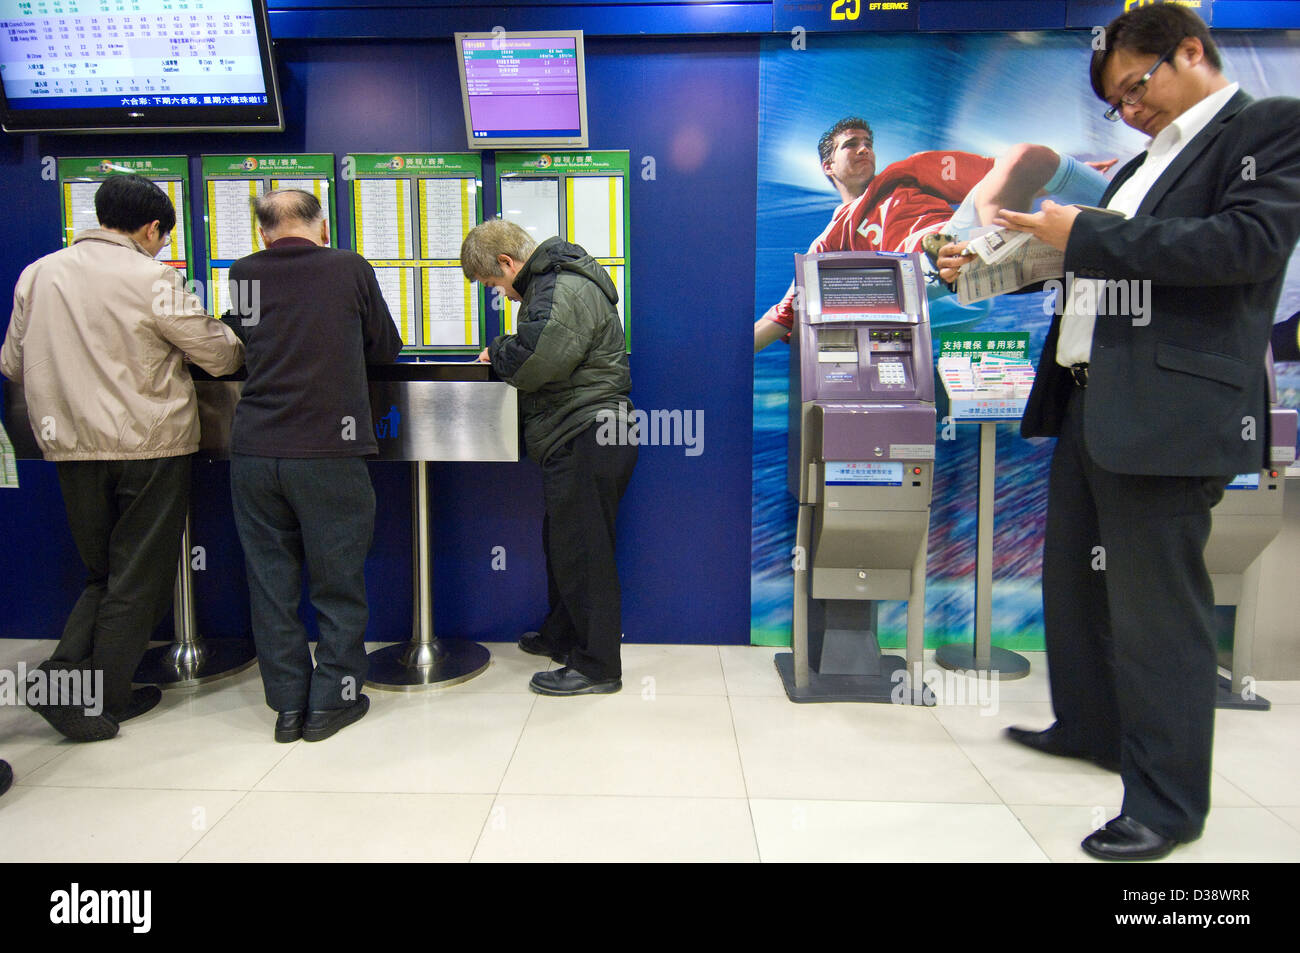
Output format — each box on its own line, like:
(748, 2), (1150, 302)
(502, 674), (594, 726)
(1103, 43), (1180, 122)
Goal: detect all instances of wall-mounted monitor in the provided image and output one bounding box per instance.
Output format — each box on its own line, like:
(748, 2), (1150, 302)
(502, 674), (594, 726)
(1, 0), (284, 134)
(454, 30), (587, 150)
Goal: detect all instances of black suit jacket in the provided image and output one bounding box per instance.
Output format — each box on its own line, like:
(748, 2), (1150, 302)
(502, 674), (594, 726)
(1021, 91), (1300, 476)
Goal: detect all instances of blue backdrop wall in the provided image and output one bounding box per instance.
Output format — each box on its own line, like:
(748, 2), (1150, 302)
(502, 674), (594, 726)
(0, 34), (760, 646)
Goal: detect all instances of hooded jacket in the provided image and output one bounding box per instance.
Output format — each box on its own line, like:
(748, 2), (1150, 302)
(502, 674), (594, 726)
(1, 229), (244, 461)
(488, 238), (632, 463)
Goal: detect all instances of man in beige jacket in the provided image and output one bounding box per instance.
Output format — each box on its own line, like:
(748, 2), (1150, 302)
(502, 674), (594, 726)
(1, 174), (243, 741)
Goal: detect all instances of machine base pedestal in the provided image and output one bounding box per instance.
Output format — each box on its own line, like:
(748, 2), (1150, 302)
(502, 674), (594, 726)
(775, 652), (935, 706)
(365, 639), (490, 692)
(934, 643), (1031, 681)
(134, 638), (257, 689)
(1215, 673), (1270, 711)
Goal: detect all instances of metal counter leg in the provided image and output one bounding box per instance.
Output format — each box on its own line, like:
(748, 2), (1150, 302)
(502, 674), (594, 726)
(134, 513), (257, 688)
(365, 461), (490, 691)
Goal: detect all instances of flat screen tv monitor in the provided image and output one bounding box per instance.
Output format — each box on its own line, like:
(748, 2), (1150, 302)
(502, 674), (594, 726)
(1, 0), (284, 134)
(454, 30), (587, 150)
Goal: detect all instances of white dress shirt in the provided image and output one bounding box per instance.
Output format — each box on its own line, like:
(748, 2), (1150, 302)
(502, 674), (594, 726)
(1055, 82), (1240, 367)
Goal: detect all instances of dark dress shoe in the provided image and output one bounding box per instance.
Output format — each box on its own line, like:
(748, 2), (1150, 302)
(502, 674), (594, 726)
(1082, 815), (1179, 861)
(27, 659), (119, 742)
(29, 700), (119, 742)
(1005, 723), (1120, 772)
(0, 760), (12, 797)
(518, 631), (570, 664)
(529, 666), (621, 696)
(302, 694), (370, 742)
(115, 686), (163, 723)
(274, 710), (306, 743)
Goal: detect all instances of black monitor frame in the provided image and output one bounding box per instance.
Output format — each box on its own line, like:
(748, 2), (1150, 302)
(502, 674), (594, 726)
(1, 0), (284, 135)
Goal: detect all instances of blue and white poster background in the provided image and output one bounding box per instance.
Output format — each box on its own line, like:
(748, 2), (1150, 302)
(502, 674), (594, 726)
(751, 31), (1300, 648)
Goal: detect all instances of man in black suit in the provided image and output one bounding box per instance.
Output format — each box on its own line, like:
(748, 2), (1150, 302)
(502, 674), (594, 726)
(940, 5), (1300, 860)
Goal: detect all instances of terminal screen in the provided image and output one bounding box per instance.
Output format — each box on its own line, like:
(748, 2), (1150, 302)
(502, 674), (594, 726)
(818, 267), (899, 314)
(459, 34), (584, 143)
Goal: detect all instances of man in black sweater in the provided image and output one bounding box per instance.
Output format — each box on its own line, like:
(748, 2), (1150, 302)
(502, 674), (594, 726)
(225, 189), (403, 743)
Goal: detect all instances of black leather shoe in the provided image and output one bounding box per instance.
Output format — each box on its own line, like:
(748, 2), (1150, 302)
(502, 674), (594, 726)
(302, 694), (370, 742)
(1005, 723), (1120, 772)
(518, 631), (569, 664)
(115, 686), (163, 723)
(27, 661), (119, 742)
(29, 699), (119, 742)
(274, 710), (306, 743)
(1082, 815), (1179, 861)
(529, 666), (621, 696)
(0, 760), (12, 797)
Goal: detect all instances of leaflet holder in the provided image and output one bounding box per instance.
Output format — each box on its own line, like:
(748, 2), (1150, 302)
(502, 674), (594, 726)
(776, 251), (936, 705)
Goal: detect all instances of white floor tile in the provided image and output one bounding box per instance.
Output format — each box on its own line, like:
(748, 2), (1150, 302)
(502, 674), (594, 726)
(0, 785), (243, 862)
(471, 795), (759, 862)
(18, 682), (300, 790)
(1212, 705), (1300, 806)
(1269, 805), (1300, 835)
(618, 643), (727, 696)
(256, 691), (536, 794)
(501, 694), (747, 798)
(730, 695), (999, 803)
(751, 799), (1049, 863)
(718, 645), (788, 697)
(182, 791), (494, 862)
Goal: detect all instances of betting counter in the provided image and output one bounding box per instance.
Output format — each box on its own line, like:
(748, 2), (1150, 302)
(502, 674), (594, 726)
(3, 363), (519, 692)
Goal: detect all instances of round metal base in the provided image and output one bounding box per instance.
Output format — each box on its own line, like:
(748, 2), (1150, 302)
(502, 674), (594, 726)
(365, 639), (490, 692)
(934, 643), (1031, 680)
(134, 638), (258, 689)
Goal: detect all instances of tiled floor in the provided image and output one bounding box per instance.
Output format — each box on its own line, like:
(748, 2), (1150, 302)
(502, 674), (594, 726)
(2, 637), (1298, 863)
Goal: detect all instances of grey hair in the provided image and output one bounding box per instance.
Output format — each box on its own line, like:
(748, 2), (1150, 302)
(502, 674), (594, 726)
(461, 218), (537, 281)
(253, 189), (324, 232)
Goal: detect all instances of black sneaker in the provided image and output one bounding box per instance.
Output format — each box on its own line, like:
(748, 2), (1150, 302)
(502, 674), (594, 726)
(0, 760), (12, 797)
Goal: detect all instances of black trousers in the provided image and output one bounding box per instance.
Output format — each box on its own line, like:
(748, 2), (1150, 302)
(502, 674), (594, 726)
(53, 455), (191, 716)
(1043, 386), (1229, 841)
(536, 423), (637, 680)
(230, 455), (375, 712)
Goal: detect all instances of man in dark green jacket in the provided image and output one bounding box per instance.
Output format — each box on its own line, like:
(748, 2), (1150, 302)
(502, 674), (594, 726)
(464, 220), (636, 695)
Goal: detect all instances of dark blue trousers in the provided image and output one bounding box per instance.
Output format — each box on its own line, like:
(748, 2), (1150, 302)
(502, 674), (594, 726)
(231, 455), (375, 712)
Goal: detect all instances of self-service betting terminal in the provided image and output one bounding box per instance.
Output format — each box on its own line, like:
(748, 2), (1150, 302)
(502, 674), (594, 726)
(775, 251), (936, 704)
(1204, 403), (1297, 710)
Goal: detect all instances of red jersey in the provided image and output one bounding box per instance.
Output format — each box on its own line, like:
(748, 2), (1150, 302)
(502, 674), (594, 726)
(764, 150), (995, 328)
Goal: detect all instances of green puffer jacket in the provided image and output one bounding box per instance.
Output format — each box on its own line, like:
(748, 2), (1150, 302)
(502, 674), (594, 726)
(488, 237), (632, 463)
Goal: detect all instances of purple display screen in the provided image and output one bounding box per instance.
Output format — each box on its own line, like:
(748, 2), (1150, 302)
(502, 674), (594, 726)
(460, 36), (582, 139)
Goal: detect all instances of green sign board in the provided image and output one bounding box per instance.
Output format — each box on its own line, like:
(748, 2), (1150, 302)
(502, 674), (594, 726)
(341, 153), (485, 354)
(56, 156), (195, 278)
(496, 150), (632, 351)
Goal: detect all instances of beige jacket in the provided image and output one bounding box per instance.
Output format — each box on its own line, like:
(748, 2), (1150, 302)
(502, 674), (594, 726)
(0, 229), (243, 461)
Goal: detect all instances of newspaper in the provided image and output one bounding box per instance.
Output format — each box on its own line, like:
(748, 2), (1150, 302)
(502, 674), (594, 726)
(1, 417), (18, 488)
(955, 205), (1125, 305)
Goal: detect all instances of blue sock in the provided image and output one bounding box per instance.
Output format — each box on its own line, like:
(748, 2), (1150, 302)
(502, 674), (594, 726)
(1043, 154), (1108, 206)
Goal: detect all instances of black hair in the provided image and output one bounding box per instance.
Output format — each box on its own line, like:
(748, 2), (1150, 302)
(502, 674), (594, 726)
(818, 117), (873, 167)
(1090, 4), (1221, 100)
(94, 173), (176, 235)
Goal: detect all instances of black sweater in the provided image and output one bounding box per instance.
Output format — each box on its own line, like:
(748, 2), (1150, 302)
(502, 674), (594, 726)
(224, 238), (403, 457)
